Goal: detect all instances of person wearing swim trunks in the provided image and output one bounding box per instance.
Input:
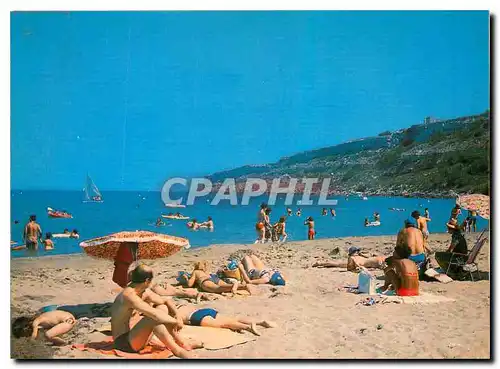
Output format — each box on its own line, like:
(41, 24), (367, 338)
(111, 264), (197, 358)
(381, 243), (419, 296)
(12, 310), (76, 346)
(23, 215), (42, 251)
(412, 210), (430, 247)
(238, 255), (286, 286)
(183, 260), (253, 295)
(396, 219), (430, 275)
(273, 216), (288, 242)
(304, 217), (315, 240)
(173, 302), (277, 336)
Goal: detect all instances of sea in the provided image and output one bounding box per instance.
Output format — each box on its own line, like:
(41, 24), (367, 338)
(10, 190), (489, 259)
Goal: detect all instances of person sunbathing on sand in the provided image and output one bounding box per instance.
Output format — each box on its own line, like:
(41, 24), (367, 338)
(171, 301), (277, 336)
(181, 261), (253, 295)
(12, 310), (76, 346)
(312, 247), (386, 271)
(111, 264), (198, 358)
(238, 255), (286, 286)
(151, 283), (210, 303)
(381, 243), (419, 296)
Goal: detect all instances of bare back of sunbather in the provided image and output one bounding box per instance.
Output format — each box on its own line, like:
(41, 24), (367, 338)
(313, 255), (386, 270)
(397, 227), (425, 255)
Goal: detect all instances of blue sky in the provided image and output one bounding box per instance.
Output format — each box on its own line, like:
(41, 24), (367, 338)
(11, 11), (489, 191)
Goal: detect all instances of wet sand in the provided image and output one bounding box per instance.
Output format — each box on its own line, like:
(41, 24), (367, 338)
(11, 233), (490, 359)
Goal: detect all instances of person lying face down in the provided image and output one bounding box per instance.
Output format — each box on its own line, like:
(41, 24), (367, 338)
(12, 310), (76, 346)
(381, 243), (419, 296)
(111, 264), (199, 358)
(180, 260), (253, 295)
(312, 246), (386, 271)
(161, 300), (277, 336)
(238, 255), (286, 286)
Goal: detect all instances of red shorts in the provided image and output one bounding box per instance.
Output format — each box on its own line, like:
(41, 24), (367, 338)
(308, 229), (315, 237)
(397, 287), (419, 296)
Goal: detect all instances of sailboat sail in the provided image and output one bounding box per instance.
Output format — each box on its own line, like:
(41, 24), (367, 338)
(84, 175), (103, 202)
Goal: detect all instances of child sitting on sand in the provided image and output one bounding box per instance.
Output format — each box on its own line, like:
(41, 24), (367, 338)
(12, 310), (76, 346)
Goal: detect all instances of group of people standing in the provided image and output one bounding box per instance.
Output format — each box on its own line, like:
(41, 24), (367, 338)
(255, 204), (288, 243)
(19, 215), (78, 252)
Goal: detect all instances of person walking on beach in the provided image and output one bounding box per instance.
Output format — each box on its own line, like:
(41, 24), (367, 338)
(23, 215), (42, 251)
(304, 216), (315, 240)
(411, 210), (430, 248)
(111, 264), (198, 358)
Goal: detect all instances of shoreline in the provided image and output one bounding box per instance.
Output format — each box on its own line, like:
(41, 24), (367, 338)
(11, 232), (460, 260)
(11, 233), (490, 359)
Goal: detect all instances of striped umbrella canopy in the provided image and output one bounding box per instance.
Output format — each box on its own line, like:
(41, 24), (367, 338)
(457, 194), (490, 220)
(80, 231), (190, 260)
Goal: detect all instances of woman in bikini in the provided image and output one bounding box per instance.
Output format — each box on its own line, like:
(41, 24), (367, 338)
(304, 216), (315, 240)
(255, 204), (267, 244)
(183, 261), (253, 294)
(381, 243), (419, 296)
(238, 255), (286, 286)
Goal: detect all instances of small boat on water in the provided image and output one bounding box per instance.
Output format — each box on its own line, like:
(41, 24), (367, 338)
(83, 174), (103, 203)
(165, 203), (186, 208)
(162, 214), (189, 220)
(47, 207), (73, 219)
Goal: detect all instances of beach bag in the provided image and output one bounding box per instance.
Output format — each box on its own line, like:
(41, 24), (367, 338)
(358, 268), (376, 294)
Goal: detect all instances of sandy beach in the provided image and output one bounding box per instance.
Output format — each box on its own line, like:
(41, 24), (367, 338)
(11, 233), (490, 359)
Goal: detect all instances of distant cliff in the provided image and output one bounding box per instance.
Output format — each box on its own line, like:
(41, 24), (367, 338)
(207, 111), (490, 197)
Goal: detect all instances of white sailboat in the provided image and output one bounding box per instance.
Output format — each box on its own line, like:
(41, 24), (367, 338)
(83, 174), (103, 203)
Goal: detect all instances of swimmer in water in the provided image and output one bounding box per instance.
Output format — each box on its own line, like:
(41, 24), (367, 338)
(43, 233), (54, 250)
(330, 208), (336, 217)
(364, 218), (370, 227)
(155, 217), (165, 227)
(322, 208), (327, 216)
(286, 207), (292, 217)
(296, 208), (302, 217)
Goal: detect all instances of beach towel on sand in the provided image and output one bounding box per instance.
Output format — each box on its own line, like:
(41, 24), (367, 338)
(72, 316), (256, 358)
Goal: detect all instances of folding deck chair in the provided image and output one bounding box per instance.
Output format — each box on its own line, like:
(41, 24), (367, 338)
(446, 229), (488, 281)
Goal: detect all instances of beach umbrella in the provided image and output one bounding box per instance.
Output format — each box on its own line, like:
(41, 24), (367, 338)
(79, 231), (190, 260)
(457, 194), (490, 220)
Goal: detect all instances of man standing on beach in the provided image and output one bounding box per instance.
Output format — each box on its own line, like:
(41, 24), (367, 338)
(23, 215), (42, 250)
(111, 264), (197, 358)
(411, 210), (430, 248)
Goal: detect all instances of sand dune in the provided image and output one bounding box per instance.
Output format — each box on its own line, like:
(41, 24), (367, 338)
(11, 233), (490, 359)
